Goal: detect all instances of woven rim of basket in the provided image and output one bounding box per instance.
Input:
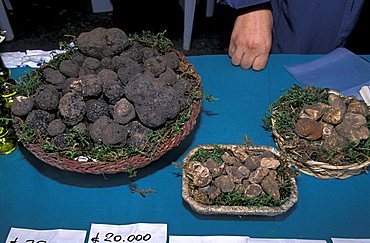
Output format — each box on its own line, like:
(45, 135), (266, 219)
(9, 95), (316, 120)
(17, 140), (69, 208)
(182, 144), (298, 216)
(271, 90), (370, 179)
(16, 50), (203, 175)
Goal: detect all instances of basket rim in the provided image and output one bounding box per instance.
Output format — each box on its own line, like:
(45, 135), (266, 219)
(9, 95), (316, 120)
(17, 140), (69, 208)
(269, 89), (370, 179)
(182, 144), (298, 216)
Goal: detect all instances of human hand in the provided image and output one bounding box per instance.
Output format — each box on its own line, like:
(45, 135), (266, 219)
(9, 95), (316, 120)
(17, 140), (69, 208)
(228, 9), (272, 71)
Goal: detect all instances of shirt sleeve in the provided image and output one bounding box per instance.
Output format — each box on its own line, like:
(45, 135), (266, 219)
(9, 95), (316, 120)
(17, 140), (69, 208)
(216, 0), (271, 9)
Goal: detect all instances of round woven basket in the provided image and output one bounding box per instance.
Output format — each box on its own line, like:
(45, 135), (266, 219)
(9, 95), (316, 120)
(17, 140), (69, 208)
(272, 124), (370, 179)
(182, 144), (298, 216)
(14, 49), (203, 174)
(271, 89), (370, 179)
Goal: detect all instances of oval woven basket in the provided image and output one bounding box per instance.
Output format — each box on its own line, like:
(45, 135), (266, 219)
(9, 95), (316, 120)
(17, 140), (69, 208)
(14, 49), (203, 174)
(270, 89), (370, 179)
(182, 144), (298, 216)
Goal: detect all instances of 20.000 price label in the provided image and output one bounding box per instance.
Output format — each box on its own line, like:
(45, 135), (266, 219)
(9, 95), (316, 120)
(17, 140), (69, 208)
(91, 232), (152, 242)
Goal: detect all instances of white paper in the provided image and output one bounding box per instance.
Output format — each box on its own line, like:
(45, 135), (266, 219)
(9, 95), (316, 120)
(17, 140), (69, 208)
(0, 50), (66, 68)
(248, 239), (327, 243)
(0, 51), (25, 68)
(88, 223), (167, 243)
(5, 227), (87, 243)
(359, 86), (370, 106)
(332, 238), (370, 243)
(169, 235), (249, 243)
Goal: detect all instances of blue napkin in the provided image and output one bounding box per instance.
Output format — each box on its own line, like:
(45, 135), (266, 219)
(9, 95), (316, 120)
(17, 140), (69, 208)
(284, 48), (370, 99)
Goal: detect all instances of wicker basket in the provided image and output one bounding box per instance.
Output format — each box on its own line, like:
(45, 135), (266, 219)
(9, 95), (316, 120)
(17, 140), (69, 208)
(270, 89), (370, 179)
(14, 49), (203, 174)
(182, 144), (298, 216)
(272, 124), (370, 179)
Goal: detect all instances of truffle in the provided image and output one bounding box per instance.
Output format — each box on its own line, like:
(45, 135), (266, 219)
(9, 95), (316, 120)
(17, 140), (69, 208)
(76, 27), (129, 59)
(59, 92), (86, 126)
(85, 99), (109, 122)
(34, 85), (60, 111)
(295, 118), (323, 141)
(11, 95), (34, 116)
(25, 109), (53, 135)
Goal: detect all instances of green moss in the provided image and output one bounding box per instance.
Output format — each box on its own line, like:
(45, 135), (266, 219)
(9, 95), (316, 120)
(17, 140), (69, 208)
(215, 190), (287, 207)
(190, 146), (226, 165)
(129, 31), (172, 54)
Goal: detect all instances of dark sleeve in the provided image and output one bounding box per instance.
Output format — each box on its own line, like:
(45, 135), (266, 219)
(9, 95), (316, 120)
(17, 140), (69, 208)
(271, 0), (364, 54)
(216, 0), (271, 9)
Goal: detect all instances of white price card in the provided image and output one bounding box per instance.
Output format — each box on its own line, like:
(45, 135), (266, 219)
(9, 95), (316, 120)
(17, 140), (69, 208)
(88, 223), (167, 243)
(248, 239), (327, 243)
(169, 235), (249, 243)
(5, 227), (87, 243)
(332, 239), (370, 243)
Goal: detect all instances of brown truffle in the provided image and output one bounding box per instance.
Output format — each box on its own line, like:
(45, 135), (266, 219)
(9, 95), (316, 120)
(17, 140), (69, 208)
(295, 118), (323, 140)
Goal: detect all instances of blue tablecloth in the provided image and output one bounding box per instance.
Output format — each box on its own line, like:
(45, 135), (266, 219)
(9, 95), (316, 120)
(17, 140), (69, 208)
(1, 54), (370, 242)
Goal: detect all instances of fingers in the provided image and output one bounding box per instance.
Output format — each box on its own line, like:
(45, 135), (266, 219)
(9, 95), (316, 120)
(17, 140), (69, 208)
(229, 44), (268, 71)
(239, 51), (255, 70)
(228, 43), (236, 57)
(251, 53), (269, 71)
(230, 50), (252, 69)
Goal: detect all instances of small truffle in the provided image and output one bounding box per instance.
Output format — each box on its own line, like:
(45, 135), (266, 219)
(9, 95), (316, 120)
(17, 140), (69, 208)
(59, 92), (86, 126)
(47, 119), (66, 137)
(11, 95), (34, 116)
(34, 85), (60, 111)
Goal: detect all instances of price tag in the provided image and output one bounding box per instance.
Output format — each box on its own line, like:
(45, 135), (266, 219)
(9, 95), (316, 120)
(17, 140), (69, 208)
(5, 227), (87, 243)
(248, 239), (327, 243)
(332, 239), (370, 243)
(88, 223), (167, 243)
(169, 235), (249, 243)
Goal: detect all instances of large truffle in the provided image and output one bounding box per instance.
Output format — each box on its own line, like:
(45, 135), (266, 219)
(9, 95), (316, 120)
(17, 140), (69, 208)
(135, 87), (180, 128)
(76, 27), (129, 59)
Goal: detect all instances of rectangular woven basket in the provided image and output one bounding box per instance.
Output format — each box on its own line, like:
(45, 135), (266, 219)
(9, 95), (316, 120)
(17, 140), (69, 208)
(182, 144), (298, 216)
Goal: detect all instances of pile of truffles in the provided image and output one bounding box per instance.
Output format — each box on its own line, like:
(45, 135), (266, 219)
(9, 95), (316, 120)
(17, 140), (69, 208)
(11, 27), (195, 151)
(184, 147), (285, 205)
(294, 93), (370, 152)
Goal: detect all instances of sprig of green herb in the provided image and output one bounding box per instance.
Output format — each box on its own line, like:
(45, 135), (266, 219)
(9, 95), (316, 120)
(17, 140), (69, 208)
(129, 31), (172, 53)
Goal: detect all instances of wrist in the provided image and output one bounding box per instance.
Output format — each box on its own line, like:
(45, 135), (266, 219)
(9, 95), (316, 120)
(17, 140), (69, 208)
(236, 2), (272, 16)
